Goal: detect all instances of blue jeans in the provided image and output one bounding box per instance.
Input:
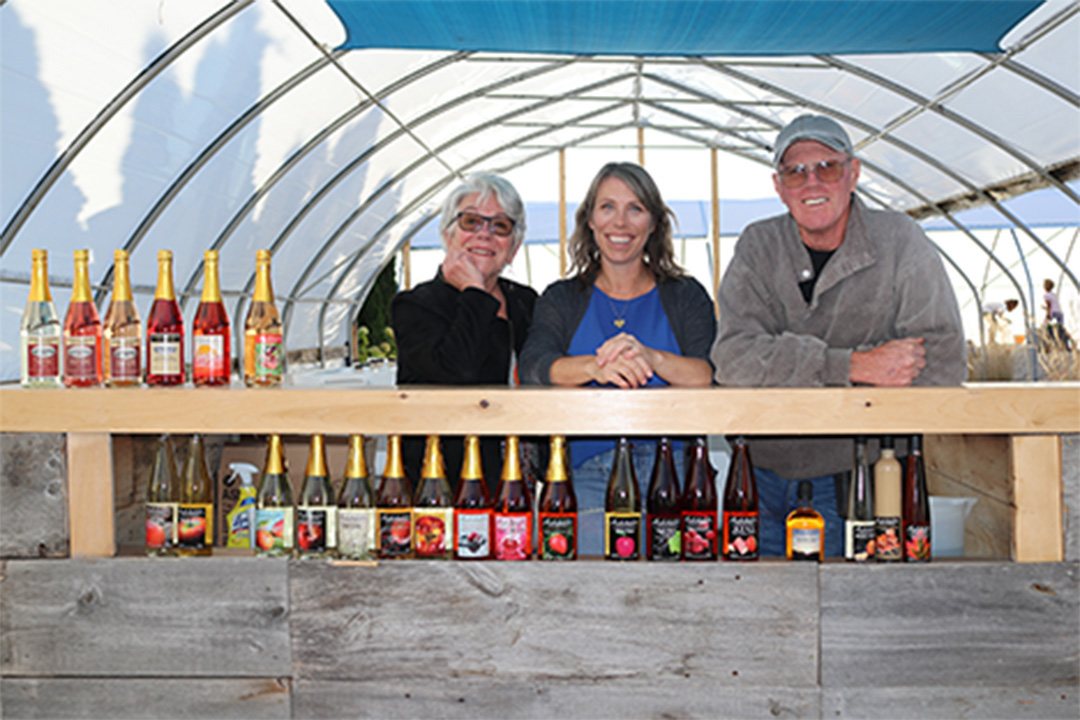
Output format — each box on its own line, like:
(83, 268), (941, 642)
(755, 467), (844, 558)
(572, 440), (685, 558)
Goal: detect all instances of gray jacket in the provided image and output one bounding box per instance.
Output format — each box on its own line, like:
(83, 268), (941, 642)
(520, 275), (716, 386)
(711, 196), (965, 477)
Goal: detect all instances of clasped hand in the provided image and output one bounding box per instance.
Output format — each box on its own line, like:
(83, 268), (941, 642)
(850, 337), (927, 386)
(593, 332), (658, 388)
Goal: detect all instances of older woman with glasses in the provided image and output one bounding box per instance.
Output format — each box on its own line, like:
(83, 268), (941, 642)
(392, 173), (536, 491)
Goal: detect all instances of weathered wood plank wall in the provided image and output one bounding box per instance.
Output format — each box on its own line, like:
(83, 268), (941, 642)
(0, 433), (67, 558)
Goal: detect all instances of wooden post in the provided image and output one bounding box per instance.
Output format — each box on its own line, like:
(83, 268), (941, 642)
(402, 241), (411, 290)
(711, 147), (721, 316)
(67, 432), (116, 557)
(559, 149), (567, 279)
(1010, 434), (1064, 561)
(637, 127), (645, 166)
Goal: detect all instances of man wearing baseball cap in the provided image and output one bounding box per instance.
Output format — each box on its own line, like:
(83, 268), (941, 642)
(710, 114), (965, 558)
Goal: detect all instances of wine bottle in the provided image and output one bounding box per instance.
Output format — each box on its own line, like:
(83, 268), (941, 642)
(376, 434), (414, 560)
(493, 435), (532, 560)
(244, 249), (284, 388)
(63, 249), (103, 387)
(146, 250), (184, 386)
(337, 434), (376, 560)
(297, 434), (337, 559)
(453, 435), (492, 560)
(255, 434), (294, 556)
(413, 435), (454, 560)
(192, 249), (230, 387)
(722, 436), (758, 561)
(903, 434), (932, 562)
(873, 436), (903, 563)
(646, 437), (681, 561)
(145, 434), (179, 557)
(103, 249), (142, 387)
(845, 435), (875, 562)
(604, 437), (641, 561)
(786, 481), (824, 562)
(20, 249), (63, 388)
(177, 434), (214, 557)
(682, 436), (718, 561)
(538, 435), (577, 561)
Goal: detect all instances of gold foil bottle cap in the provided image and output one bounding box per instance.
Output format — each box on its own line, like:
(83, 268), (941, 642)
(421, 435), (446, 479)
(346, 434), (368, 478)
(460, 435), (483, 480)
(501, 435), (522, 481)
(305, 434), (327, 476)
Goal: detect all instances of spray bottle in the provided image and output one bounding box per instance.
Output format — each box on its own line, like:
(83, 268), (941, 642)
(225, 462), (260, 549)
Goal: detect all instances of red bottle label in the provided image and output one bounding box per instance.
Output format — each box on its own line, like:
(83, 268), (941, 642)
(722, 511), (757, 560)
(539, 513), (576, 560)
(146, 502), (176, 549)
(454, 509), (492, 559)
(377, 509), (412, 558)
(176, 504), (212, 550)
(413, 508), (452, 557)
(109, 337), (141, 381)
(26, 339), (60, 377)
(904, 524), (931, 562)
(254, 334), (283, 378)
(193, 334), (227, 380)
(493, 512), (531, 560)
(683, 511), (719, 560)
(605, 512), (641, 560)
(64, 335), (99, 380)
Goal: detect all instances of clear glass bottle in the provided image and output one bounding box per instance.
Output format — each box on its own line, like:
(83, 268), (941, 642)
(244, 249), (284, 388)
(845, 435), (875, 562)
(146, 250), (184, 386)
(177, 434), (214, 557)
(646, 437), (681, 561)
(63, 249), (103, 387)
(297, 434), (337, 559)
(255, 434), (294, 556)
(337, 434), (376, 560)
(376, 434), (414, 560)
(493, 435), (532, 560)
(192, 249), (231, 387)
(145, 434), (179, 557)
(20, 249), (63, 388)
(453, 435), (492, 560)
(786, 481), (824, 562)
(604, 437), (641, 561)
(413, 435), (454, 560)
(873, 436), (903, 563)
(722, 436), (758, 562)
(538, 435), (577, 561)
(681, 436), (717, 561)
(103, 249), (142, 387)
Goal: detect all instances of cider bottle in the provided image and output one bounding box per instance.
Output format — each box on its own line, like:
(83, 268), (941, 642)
(177, 434), (214, 557)
(146, 250), (184, 386)
(376, 434), (413, 559)
(453, 435), (493, 560)
(255, 434), (294, 556)
(786, 481), (824, 561)
(20, 249), (63, 388)
(845, 435), (875, 562)
(244, 249), (284, 387)
(493, 435), (532, 560)
(873, 436), (903, 563)
(903, 435), (932, 562)
(192, 250), (230, 387)
(538, 435), (577, 560)
(297, 434), (337, 559)
(604, 437), (640, 561)
(682, 436), (718, 561)
(646, 437), (681, 561)
(145, 434), (179, 557)
(337, 434), (376, 560)
(63, 249), (103, 387)
(722, 436), (758, 561)
(103, 249), (142, 387)
(413, 435), (454, 560)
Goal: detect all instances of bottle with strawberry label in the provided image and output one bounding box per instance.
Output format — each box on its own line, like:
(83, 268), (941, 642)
(145, 434), (179, 557)
(538, 435), (577, 560)
(177, 434), (214, 557)
(337, 434), (376, 560)
(604, 437), (641, 561)
(682, 436), (718, 561)
(413, 435), (454, 560)
(376, 435), (414, 560)
(493, 435), (532, 560)
(453, 435), (492, 560)
(722, 436), (758, 561)
(20, 249), (63, 388)
(244, 249), (284, 388)
(255, 434), (294, 556)
(297, 434), (336, 559)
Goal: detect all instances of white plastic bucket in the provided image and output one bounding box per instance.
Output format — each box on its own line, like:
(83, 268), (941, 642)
(929, 496), (977, 557)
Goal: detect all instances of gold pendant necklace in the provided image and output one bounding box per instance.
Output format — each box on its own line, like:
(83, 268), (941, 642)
(605, 294), (631, 329)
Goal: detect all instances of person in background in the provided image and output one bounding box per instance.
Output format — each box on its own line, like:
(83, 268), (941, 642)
(711, 114), (965, 558)
(520, 162), (715, 555)
(1043, 279), (1072, 350)
(392, 173), (536, 491)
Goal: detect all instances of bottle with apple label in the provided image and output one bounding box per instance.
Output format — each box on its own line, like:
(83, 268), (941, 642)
(63, 249), (103, 387)
(337, 434), (376, 560)
(493, 435), (532, 560)
(20, 249), (63, 388)
(413, 435), (454, 560)
(845, 435), (875, 562)
(682, 436), (718, 561)
(538, 435), (577, 561)
(192, 250), (230, 387)
(103, 249), (142, 387)
(297, 434), (336, 559)
(903, 434), (932, 563)
(255, 434), (294, 556)
(376, 434), (414, 560)
(146, 250), (184, 386)
(453, 435), (492, 560)
(646, 437), (681, 561)
(605, 437), (641, 561)
(177, 434), (214, 557)
(722, 436), (758, 562)
(145, 434), (179, 557)
(244, 249), (284, 388)
(873, 436), (903, 563)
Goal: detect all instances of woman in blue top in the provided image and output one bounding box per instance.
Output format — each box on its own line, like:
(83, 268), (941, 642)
(520, 162), (716, 556)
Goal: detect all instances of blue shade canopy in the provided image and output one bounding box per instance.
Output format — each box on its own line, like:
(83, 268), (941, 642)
(326, 0), (1042, 55)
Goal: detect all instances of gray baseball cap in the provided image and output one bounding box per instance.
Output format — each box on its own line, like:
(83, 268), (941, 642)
(773, 114), (854, 166)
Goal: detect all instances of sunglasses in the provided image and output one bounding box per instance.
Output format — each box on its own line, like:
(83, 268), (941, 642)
(777, 159), (850, 189)
(455, 211), (515, 237)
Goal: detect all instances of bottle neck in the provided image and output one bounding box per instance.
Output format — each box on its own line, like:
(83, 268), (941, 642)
(155, 257), (175, 301)
(305, 435), (327, 476)
(265, 435), (286, 475)
(29, 254), (52, 302)
(384, 435), (406, 479)
(253, 261), (274, 303)
(71, 254), (93, 302)
(460, 435), (484, 481)
(546, 436), (568, 483)
(201, 258), (222, 303)
(421, 435), (446, 480)
(501, 436), (522, 482)
(345, 434), (367, 477)
(114, 256), (133, 302)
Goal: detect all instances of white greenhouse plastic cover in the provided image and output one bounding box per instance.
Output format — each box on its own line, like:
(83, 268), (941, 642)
(1, 0), (1077, 382)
